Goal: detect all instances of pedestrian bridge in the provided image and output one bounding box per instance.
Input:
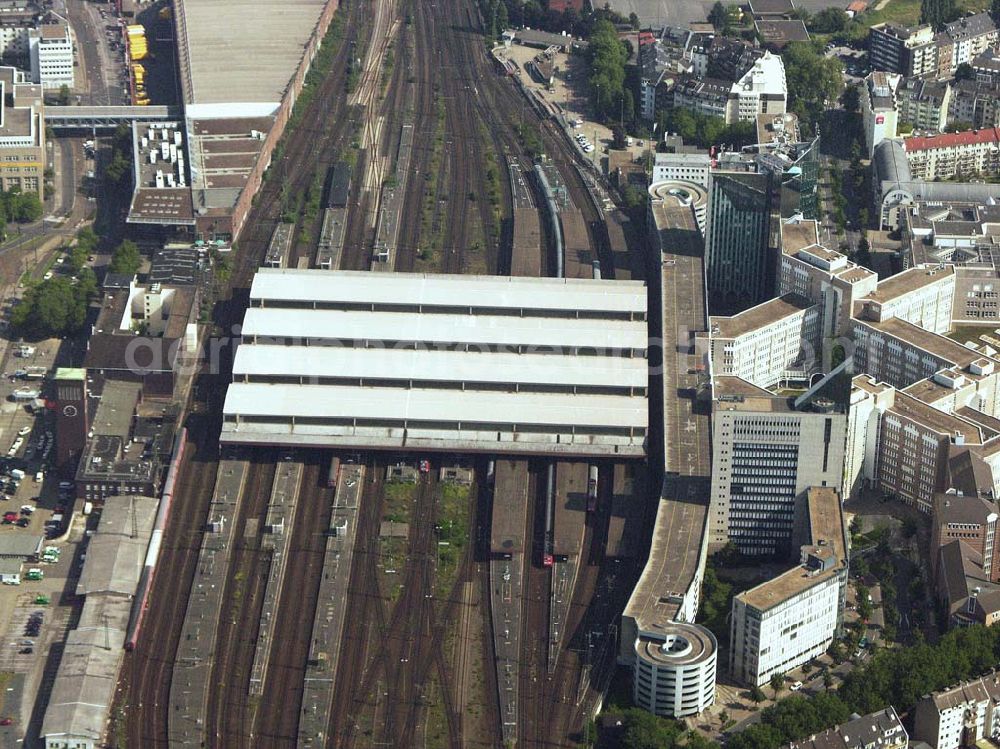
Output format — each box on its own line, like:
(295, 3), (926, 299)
(46, 105), (181, 130)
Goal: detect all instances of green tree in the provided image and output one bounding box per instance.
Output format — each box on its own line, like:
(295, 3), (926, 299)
(921, 0), (957, 29)
(109, 239), (141, 275)
(11, 276), (88, 338)
(708, 1), (730, 32)
(56, 84), (70, 105)
(807, 7), (848, 33)
(749, 684), (766, 703)
(618, 707), (684, 749)
(782, 42), (844, 132)
(769, 672), (784, 697)
(842, 83), (860, 113)
(587, 20), (628, 121)
(955, 62), (974, 80)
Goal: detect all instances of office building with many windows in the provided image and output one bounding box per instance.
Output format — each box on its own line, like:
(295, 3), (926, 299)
(709, 378), (846, 556)
(729, 486), (848, 685)
(705, 170), (774, 312)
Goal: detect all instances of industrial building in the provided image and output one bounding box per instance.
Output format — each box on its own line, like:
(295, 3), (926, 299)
(729, 487), (848, 686)
(124, 0), (340, 242)
(222, 270), (649, 457)
(40, 495), (157, 749)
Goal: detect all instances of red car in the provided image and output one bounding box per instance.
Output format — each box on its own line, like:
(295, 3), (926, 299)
(3, 512), (17, 524)
(0, 717), (12, 725)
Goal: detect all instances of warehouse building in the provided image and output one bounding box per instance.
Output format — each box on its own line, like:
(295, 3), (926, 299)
(222, 270), (649, 457)
(41, 495), (156, 749)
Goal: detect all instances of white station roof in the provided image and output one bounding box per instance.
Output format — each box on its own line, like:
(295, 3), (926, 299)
(233, 345), (647, 389)
(224, 383), (647, 428)
(241, 307), (648, 351)
(250, 269), (648, 316)
(226, 270), (649, 456)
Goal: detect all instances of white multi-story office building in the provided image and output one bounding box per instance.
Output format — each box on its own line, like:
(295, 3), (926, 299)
(854, 263), (955, 334)
(777, 219), (878, 345)
(29, 23), (72, 89)
(709, 379), (847, 555)
(913, 673), (1000, 749)
(652, 151), (711, 187)
(708, 294), (821, 389)
(729, 486), (848, 685)
(725, 50), (787, 124)
(862, 71), (901, 157)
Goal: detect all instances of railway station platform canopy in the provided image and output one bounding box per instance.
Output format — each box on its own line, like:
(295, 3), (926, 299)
(222, 270), (650, 457)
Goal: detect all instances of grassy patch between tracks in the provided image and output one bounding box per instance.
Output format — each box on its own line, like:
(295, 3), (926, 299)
(423, 672), (449, 749)
(433, 482), (471, 598)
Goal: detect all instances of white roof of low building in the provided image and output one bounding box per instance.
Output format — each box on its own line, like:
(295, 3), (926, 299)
(241, 307), (648, 351)
(249, 269), (647, 316)
(224, 383), (647, 429)
(234, 345), (648, 389)
(75, 495), (157, 597)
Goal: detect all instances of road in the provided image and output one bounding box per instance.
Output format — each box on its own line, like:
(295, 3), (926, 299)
(63, 0), (128, 106)
(603, 0), (854, 27)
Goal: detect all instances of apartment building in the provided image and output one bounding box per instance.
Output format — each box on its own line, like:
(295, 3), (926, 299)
(790, 708), (908, 749)
(672, 74), (731, 120)
(972, 51), (1000, 85)
(913, 672), (1000, 749)
(28, 22), (72, 89)
(725, 50), (787, 125)
(0, 66), (44, 197)
(709, 379), (847, 555)
(949, 79), (1000, 130)
(896, 77), (951, 132)
(868, 22), (938, 77)
(943, 13), (998, 71)
(729, 486), (848, 685)
(905, 128), (1000, 181)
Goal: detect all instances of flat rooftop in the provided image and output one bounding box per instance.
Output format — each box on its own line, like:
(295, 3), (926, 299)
(856, 316), (991, 371)
(755, 19), (810, 45)
(780, 221), (819, 254)
(176, 0), (332, 105)
(889, 391), (986, 444)
(225, 270), (649, 456)
(711, 293), (814, 339)
(861, 264), (954, 305)
(249, 269), (648, 317)
(738, 487), (846, 612)
(623, 477), (710, 629)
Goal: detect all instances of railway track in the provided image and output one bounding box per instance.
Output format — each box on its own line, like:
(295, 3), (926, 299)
(114, 404), (221, 747)
(328, 458), (391, 747)
(204, 456), (278, 747)
(254, 458), (333, 746)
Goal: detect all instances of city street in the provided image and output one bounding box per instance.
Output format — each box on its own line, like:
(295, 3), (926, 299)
(63, 0), (128, 105)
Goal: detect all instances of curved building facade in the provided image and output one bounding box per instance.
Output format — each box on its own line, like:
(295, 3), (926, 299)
(649, 180), (709, 235)
(633, 623), (718, 717)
